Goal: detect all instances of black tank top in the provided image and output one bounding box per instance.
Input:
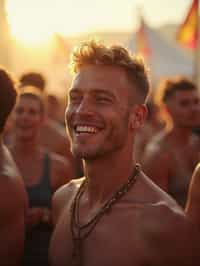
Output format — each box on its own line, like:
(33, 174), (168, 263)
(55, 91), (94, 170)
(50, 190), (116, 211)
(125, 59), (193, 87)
(26, 153), (52, 208)
(23, 154), (52, 266)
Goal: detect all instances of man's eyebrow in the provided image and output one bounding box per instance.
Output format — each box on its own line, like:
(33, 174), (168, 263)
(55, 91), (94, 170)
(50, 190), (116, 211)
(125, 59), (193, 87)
(70, 88), (116, 98)
(91, 88), (116, 98)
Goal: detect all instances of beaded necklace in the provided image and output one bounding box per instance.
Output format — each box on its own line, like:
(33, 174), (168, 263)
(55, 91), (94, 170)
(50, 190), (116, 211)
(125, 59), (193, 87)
(70, 164), (140, 266)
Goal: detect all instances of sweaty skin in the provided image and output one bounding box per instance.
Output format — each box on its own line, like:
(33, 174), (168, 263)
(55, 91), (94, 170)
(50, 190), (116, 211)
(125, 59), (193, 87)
(50, 173), (200, 266)
(142, 131), (199, 207)
(0, 144), (27, 266)
(185, 163), (200, 225)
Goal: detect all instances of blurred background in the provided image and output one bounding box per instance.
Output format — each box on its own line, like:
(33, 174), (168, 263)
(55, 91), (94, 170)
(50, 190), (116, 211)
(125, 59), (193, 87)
(0, 0), (199, 97)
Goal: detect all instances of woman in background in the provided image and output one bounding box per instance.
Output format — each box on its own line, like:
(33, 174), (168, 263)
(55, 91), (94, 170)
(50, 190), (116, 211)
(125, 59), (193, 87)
(9, 86), (74, 266)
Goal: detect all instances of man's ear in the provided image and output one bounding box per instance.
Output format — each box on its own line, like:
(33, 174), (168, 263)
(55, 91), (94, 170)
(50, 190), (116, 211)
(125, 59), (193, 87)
(130, 104), (148, 130)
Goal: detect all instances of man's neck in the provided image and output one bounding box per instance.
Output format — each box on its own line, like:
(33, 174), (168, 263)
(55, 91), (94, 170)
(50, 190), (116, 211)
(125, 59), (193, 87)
(83, 154), (136, 207)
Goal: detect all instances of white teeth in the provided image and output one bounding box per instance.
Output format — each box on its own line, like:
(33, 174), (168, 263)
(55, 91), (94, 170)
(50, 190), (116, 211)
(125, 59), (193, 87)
(76, 125), (97, 133)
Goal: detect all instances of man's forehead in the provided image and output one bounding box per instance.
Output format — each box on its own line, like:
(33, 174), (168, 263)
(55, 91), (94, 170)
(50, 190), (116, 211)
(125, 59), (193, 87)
(71, 65), (129, 87)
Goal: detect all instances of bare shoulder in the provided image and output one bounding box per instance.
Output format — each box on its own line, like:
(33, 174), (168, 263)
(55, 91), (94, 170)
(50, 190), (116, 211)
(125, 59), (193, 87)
(134, 170), (179, 207)
(135, 173), (200, 265)
(52, 177), (84, 225)
(0, 147), (27, 223)
(49, 152), (76, 190)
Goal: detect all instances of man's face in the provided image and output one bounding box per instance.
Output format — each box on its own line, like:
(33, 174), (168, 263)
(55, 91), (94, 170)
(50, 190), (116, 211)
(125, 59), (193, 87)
(167, 90), (200, 128)
(65, 65), (137, 160)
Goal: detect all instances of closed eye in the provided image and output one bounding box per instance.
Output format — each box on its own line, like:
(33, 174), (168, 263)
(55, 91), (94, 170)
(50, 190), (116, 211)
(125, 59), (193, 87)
(96, 96), (112, 103)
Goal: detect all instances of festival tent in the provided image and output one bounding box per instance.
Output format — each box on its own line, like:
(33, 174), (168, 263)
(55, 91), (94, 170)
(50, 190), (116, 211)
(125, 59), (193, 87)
(127, 19), (194, 83)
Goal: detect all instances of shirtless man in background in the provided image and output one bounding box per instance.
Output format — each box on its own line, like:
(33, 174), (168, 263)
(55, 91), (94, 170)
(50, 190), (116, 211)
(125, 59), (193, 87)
(0, 67), (27, 266)
(49, 40), (200, 266)
(142, 77), (200, 207)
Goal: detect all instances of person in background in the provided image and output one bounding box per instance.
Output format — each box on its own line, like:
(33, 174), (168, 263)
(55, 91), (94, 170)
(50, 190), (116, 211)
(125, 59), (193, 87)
(142, 77), (200, 207)
(19, 71), (83, 177)
(0, 67), (27, 266)
(19, 71), (46, 92)
(49, 40), (200, 266)
(9, 86), (74, 266)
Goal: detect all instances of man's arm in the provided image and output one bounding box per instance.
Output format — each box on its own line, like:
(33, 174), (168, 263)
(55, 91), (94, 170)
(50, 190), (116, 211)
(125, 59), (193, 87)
(139, 202), (200, 266)
(0, 176), (27, 266)
(185, 163), (200, 225)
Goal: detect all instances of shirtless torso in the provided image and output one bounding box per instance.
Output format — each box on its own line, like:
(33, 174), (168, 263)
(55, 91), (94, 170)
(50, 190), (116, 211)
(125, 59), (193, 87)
(142, 131), (199, 207)
(0, 144), (27, 266)
(50, 169), (199, 266)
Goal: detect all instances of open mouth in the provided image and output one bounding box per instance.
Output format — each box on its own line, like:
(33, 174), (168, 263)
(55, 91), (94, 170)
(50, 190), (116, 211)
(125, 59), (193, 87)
(75, 125), (99, 134)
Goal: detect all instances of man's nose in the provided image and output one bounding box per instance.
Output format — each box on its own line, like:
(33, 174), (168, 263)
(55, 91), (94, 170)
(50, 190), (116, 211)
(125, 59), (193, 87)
(76, 97), (94, 115)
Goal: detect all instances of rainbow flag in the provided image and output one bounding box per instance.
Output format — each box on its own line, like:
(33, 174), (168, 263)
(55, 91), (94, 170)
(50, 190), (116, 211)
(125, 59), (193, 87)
(136, 18), (151, 58)
(176, 0), (199, 49)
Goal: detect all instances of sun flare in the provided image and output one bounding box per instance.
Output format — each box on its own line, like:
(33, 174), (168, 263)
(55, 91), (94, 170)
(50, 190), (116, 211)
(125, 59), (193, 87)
(6, 1), (56, 45)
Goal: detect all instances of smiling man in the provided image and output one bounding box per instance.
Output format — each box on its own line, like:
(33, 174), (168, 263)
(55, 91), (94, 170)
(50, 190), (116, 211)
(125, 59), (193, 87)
(49, 40), (200, 266)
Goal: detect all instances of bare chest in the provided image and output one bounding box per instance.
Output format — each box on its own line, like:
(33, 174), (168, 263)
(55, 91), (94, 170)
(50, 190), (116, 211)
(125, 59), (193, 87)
(50, 204), (150, 266)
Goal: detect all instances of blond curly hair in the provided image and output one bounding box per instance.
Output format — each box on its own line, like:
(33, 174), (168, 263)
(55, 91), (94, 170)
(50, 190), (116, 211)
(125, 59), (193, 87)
(69, 39), (150, 103)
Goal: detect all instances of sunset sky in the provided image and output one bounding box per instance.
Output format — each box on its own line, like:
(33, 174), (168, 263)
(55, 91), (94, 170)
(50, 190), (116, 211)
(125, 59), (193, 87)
(6, 0), (192, 45)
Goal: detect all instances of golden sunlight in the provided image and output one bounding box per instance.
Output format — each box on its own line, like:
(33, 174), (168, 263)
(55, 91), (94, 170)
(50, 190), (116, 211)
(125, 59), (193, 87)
(6, 0), (93, 46)
(6, 1), (56, 45)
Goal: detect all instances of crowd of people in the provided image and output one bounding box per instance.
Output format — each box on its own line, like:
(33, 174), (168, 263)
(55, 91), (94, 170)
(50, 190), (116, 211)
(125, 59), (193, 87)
(0, 39), (200, 266)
